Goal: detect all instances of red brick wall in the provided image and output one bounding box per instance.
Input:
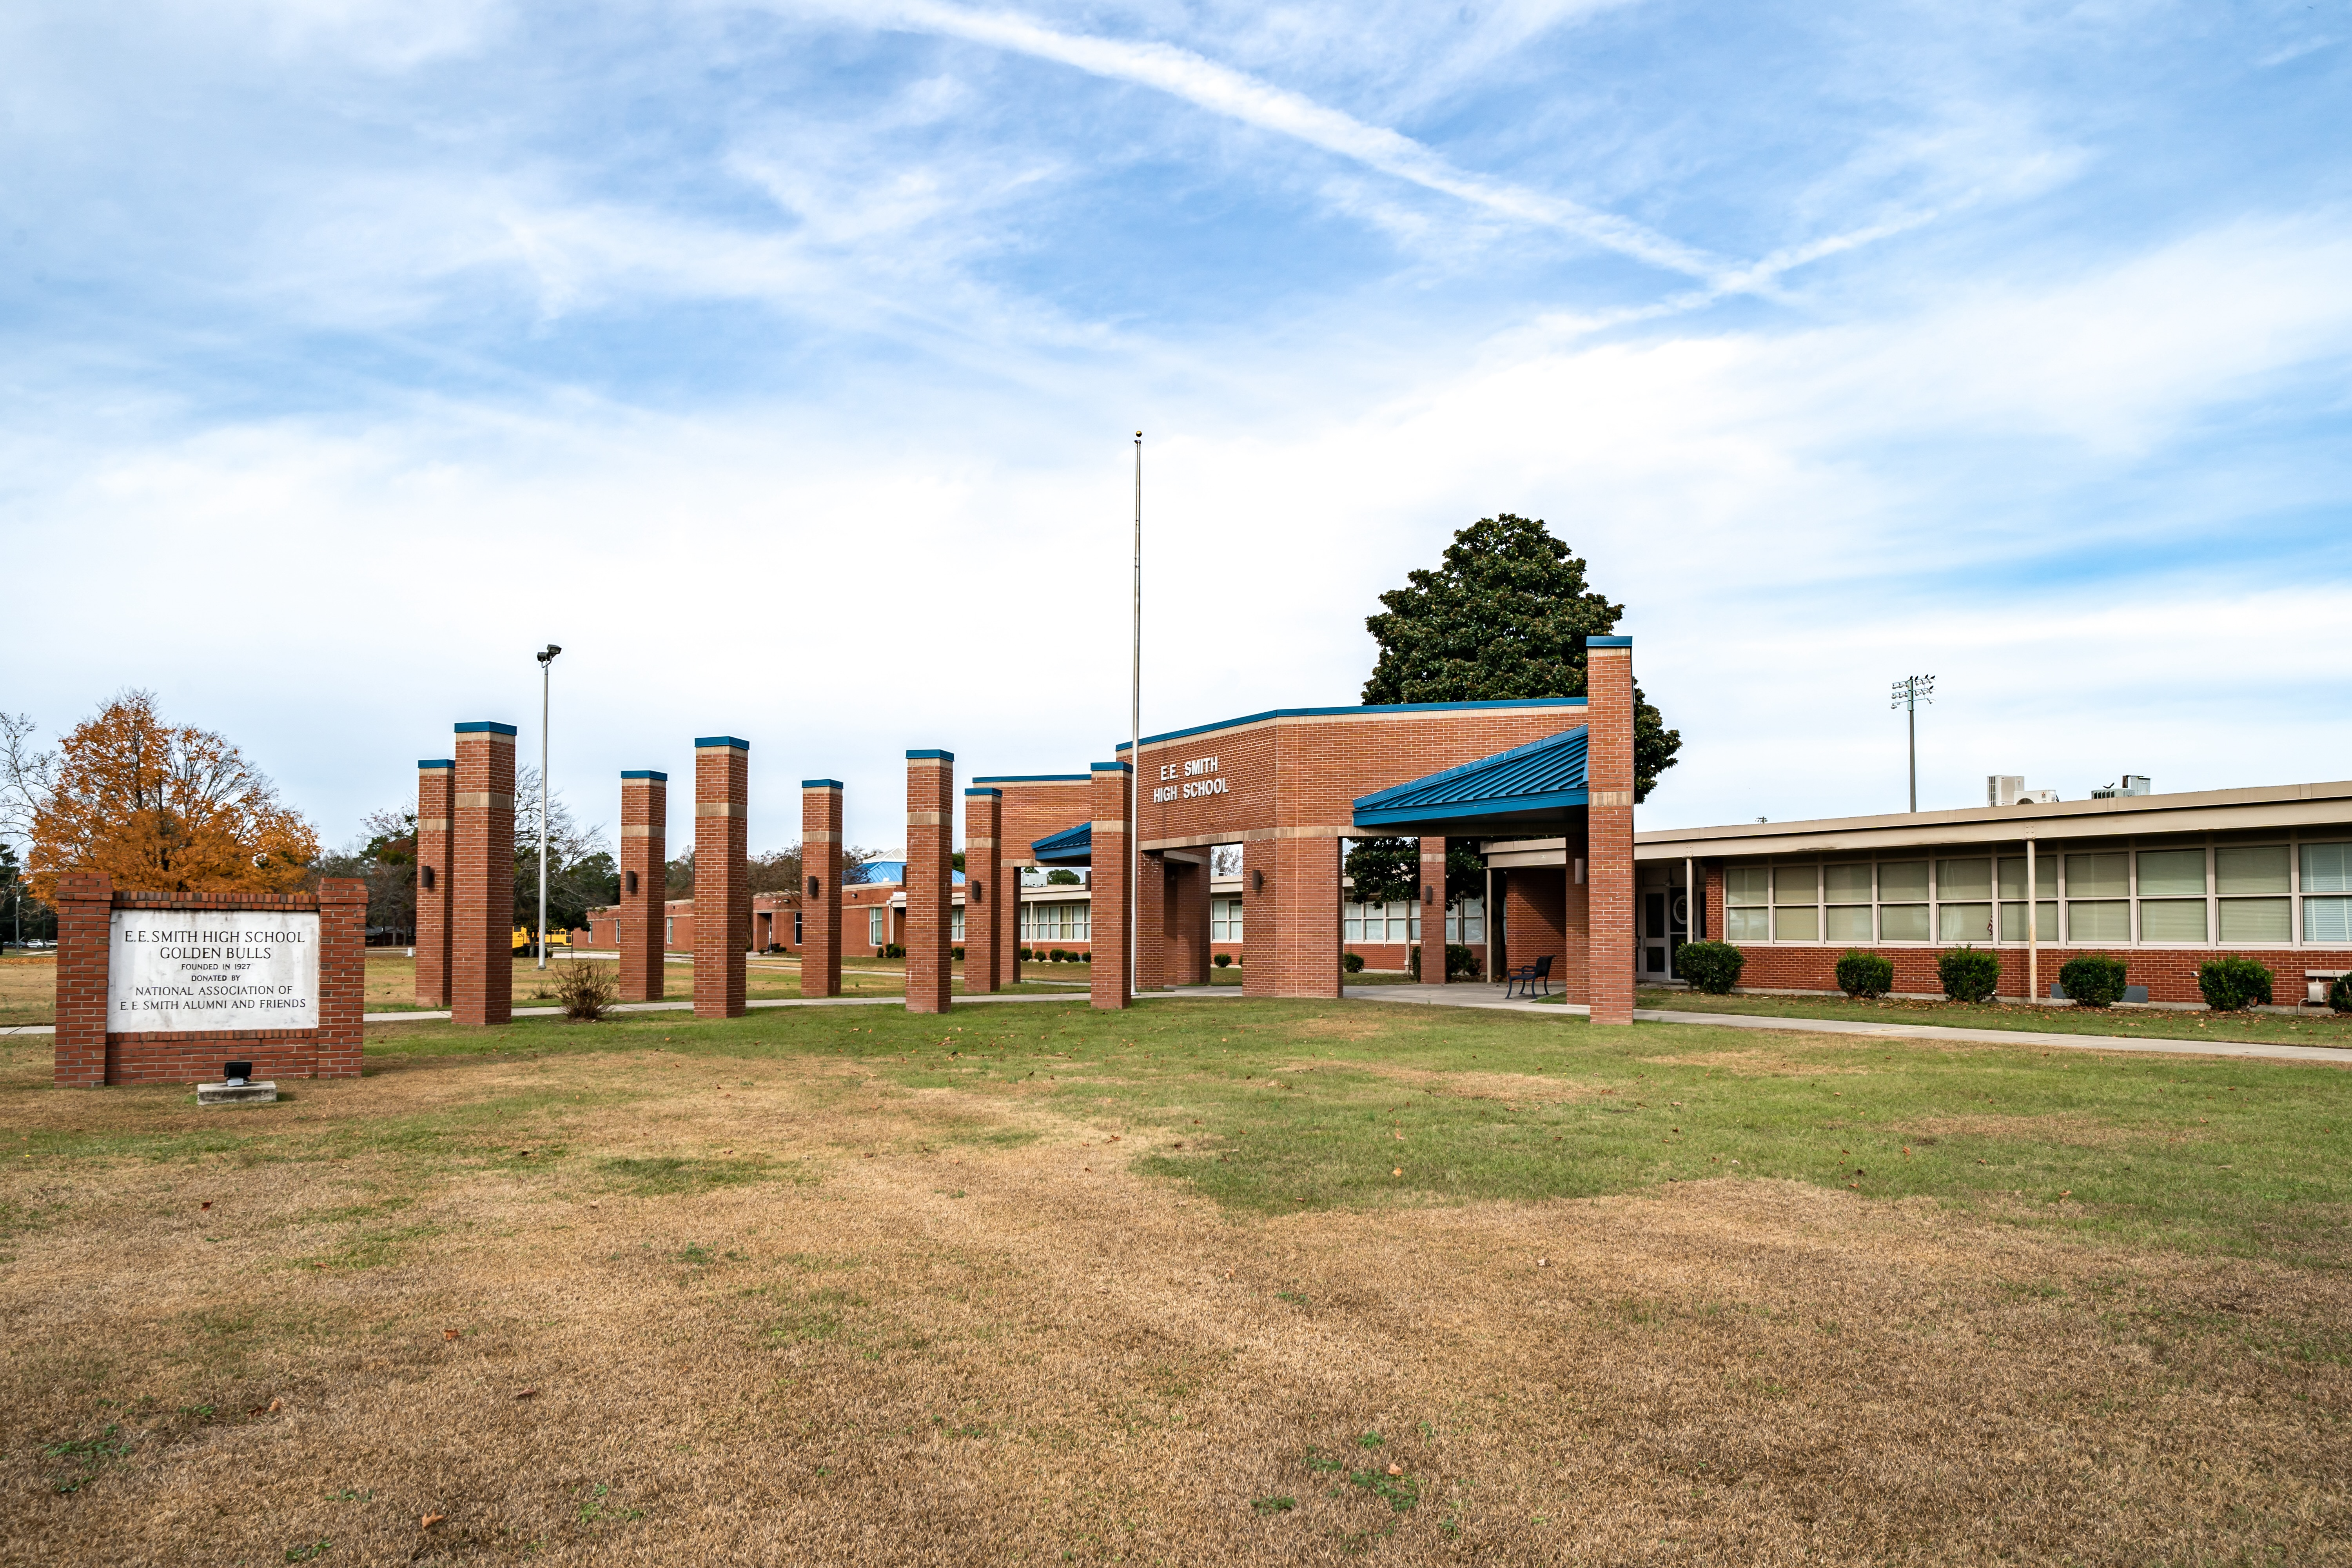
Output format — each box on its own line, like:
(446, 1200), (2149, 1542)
(451, 722), (516, 1027)
(1167, 853), (1210, 985)
(52, 875), (365, 1086)
(1089, 764), (1131, 1010)
(1136, 849), (1169, 991)
(1418, 837), (1448, 985)
(963, 788), (1002, 996)
(1240, 833), (1343, 998)
(618, 771), (666, 1002)
(414, 760), (454, 1007)
(694, 739), (749, 1019)
(905, 751), (953, 1014)
(1724, 942), (2352, 1005)
(1584, 647), (1635, 1024)
(802, 781), (843, 995)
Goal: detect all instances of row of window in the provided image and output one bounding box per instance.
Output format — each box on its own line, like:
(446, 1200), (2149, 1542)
(1725, 841), (2352, 946)
(1338, 897), (1488, 944)
(1020, 902), (1092, 942)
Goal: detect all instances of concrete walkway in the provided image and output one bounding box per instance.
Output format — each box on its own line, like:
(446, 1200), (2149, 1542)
(1339, 982), (2352, 1067)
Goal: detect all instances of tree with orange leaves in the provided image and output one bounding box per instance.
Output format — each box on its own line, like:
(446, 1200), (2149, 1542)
(3, 691), (317, 902)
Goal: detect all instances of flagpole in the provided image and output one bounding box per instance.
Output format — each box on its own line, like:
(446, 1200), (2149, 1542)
(1129, 430), (1142, 1002)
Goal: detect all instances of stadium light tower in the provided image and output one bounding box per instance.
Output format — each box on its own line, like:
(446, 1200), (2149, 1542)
(1891, 673), (1935, 813)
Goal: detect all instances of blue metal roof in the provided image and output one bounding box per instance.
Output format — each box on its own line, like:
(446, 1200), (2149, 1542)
(858, 861), (965, 886)
(1351, 726), (1590, 832)
(1032, 820), (1093, 865)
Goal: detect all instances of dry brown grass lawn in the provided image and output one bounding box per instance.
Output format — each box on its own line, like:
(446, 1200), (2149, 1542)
(0, 1025), (2347, 1566)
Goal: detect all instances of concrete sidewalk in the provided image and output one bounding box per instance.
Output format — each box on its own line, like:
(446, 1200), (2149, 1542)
(1339, 982), (2352, 1067)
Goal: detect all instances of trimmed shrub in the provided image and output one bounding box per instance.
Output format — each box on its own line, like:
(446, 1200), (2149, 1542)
(2333, 975), (2352, 1014)
(1835, 949), (1893, 1000)
(1048, 948), (1067, 962)
(1213, 952), (1232, 968)
(2058, 954), (2129, 1008)
(1080, 950), (1092, 963)
(1342, 951), (1366, 973)
(1677, 940), (1744, 995)
(951, 945), (964, 962)
(2198, 957), (2273, 1012)
(1937, 946), (2000, 1004)
(886, 943), (905, 959)
(1446, 943), (1478, 978)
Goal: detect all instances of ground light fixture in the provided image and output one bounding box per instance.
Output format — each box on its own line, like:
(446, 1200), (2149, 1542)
(535, 644), (562, 967)
(1890, 673), (1934, 812)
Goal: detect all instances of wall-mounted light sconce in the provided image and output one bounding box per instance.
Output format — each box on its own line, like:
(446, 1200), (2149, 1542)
(624, 869), (637, 895)
(971, 880), (984, 904)
(1422, 884), (1435, 905)
(420, 865), (435, 891)
(1575, 859), (1587, 884)
(1249, 869), (1265, 894)
(807, 875), (821, 897)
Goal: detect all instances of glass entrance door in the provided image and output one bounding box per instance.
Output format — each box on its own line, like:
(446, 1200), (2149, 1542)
(1641, 866), (1689, 980)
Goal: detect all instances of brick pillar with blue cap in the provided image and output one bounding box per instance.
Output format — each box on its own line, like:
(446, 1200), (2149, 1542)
(414, 758), (455, 1007)
(962, 786), (1002, 995)
(451, 721), (516, 1027)
(905, 751), (955, 1014)
(1585, 638), (1637, 1025)
(694, 737), (749, 1020)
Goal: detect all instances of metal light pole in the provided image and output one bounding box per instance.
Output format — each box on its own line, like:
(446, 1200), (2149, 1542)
(535, 643), (562, 967)
(1890, 673), (1935, 812)
(1129, 430), (1142, 1002)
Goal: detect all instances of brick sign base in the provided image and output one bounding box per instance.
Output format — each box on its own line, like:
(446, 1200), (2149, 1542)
(52, 873), (366, 1087)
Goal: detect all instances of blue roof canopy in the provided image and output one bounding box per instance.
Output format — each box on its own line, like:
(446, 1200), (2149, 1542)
(1351, 726), (1590, 835)
(1032, 820), (1093, 866)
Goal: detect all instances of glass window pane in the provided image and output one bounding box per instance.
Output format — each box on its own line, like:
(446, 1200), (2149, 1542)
(1998, 902), (2059, 941)
(1825, 904), (1874, 942)
(2067, 900), (2130, 942)
(1937, 859), (1992, 900)
(1728, 907), (1769, 940)
(1775, 906), (1818, 941)
(952, 907), (964, 940)
(2140, 899), (2206, 942)
(1824, 864), (1873, 904)
(2306, 897), (2352, 944)
(2065, 852), (2129, 899)
(1939, 903), (1993, 942)
(2137, 849), (2207, 898)
(1409, 909), (1421, 940)
(1880, 904), (1929, 942)
(1343, 913), (1363, 940)
(2218, 898), (2289, 942)
(1878, 861), (1928, 901)
(1996, 856), (2057, 900)
(2301, 843), (2352, 895)
(1774, 864), (1818, 904)
(1727, 865), (1769, 905)
(2215, 846), (2288, 896)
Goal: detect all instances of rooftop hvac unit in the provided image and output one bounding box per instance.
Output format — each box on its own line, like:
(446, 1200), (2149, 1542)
(1987, 775), (2025, 807)
(2018, 789), (2060, 804)
(2091, 774), (2152, 800)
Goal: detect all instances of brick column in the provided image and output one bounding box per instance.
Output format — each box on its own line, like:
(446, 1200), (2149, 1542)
(1000, 859), (1025, 987)
(1240, 838), (1274, 997)
(51, 872), (111, 1087)
(315, 877), (367, 1078)
(618, 771), (667, 1002)
(1418, 837), (1448, 985)
(1168, 853), (1211, 985)
(1135, 850), (1169, 991)
(905, 750), (954, 1015)
(451, 721), (517, 1028)
(1586, 638), (1637, 1025)
(800, 781), (843, 999)
(1269, 833), (1343, 1000)
(414, 760), (454, 1007)
(694, 737), (749, 1020)
(1089, 762), (1132, 1010)
(963, 788), (1002, 995)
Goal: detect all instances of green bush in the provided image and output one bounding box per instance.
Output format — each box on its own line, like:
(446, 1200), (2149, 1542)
(2058, 954), (2129, 1007)
(1213, 952), (1232, 968)
(2333, 975), (2352, 1013)
(1048, 948), (1066, 962)
(2198, 957), (2273, 1012)
(885, 943), (905, 959)
(950, 946), (964, 962)
(1017, 946), (1032, 961)
(1080, 950), (1092, 963)
(1342, 951), (1366, 973)
(1937, 946), (2000, 1004)
(1676, 940), (1744, 995)
(1835, 949), (1893, 999)
(1446, 944), (1478, 978)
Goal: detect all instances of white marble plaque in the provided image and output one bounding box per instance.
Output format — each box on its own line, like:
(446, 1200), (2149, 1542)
(108, 910), (320, 1033)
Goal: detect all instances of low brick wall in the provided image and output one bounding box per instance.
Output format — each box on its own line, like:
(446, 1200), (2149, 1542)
(1728, 943), (2352, 1005)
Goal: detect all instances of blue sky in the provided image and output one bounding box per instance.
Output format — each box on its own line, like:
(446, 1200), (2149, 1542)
(6, 0), (2350, 852)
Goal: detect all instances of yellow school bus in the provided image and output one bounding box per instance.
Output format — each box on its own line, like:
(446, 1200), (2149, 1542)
(512, 926), (572, 955)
